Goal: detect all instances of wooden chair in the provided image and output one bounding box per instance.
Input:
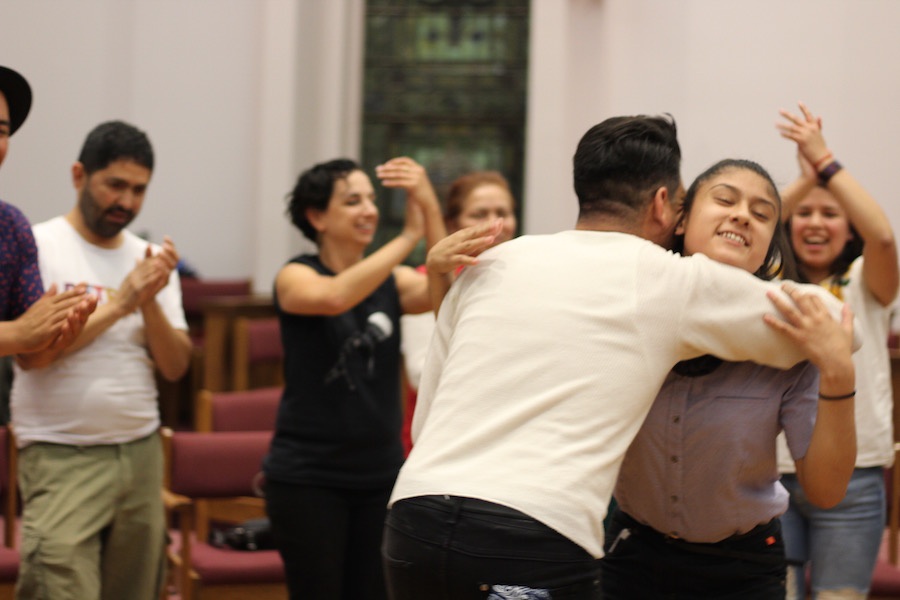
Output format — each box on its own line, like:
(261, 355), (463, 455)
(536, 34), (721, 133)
(871, 332), (900, 597)
(180, 278), (255, 339)
(231, 317), (283, 391)
(889, 443), (900, 566)
(194, 387), (281, 433)
(164, 278), (254, 426)
(857, 341), (900, 598)
(0, 427), (20, 600)
(192, 387), (281, 543)
(161, 427), (285, 600)
(869, 443), (900, 598)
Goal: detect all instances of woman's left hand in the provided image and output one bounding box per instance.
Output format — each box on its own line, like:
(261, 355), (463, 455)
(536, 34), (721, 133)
(376, 157), (439, 209)
(426, 220), (503, 275)
(777, 102), (830, 167)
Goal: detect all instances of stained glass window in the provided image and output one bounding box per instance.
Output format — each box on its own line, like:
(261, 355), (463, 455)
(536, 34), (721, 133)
(362, 0), (529, 263)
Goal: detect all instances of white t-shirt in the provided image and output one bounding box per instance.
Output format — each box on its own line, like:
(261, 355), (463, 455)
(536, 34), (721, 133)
(11, 217), (187, 447)
(778, 257), (894, 471)
(391, 230), (853, 558)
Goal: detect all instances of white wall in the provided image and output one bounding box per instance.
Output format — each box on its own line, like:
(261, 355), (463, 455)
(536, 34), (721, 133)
(0, 0), (264, 280)
(525, 0), (900, 240)
(0, 0), (362, 292)
(1, 0), (899, 293)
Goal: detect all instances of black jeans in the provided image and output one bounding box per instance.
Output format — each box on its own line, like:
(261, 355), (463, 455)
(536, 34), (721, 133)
(601, 509), (786, 600)
(265, 479), (393, 600)
(382, 495), (602, 600)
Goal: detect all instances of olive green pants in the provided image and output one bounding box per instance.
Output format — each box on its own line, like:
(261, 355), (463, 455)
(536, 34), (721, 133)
(15, 433), (166, 600)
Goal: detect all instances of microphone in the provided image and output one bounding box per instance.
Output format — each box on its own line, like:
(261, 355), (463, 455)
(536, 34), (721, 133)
(352, 312), (393, 349)
(324, 312), (393, 389)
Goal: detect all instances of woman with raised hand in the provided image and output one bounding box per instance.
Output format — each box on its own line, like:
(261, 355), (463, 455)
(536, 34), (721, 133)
(776, 103), (899, 600)
(262, 156), (445, 600)
(399, 170), (517, 455)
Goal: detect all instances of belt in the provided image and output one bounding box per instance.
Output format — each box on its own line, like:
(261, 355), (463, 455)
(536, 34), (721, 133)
(618, 511), (783, 565)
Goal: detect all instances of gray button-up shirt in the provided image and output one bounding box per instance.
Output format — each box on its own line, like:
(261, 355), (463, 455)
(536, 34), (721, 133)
(614, 360), (818, 543)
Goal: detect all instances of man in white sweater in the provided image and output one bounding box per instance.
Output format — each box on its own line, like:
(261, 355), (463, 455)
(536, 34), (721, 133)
(383, 115), (854, 600)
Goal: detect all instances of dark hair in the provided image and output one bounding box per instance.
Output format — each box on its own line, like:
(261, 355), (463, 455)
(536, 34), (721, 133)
(572, 115), (681, 220)
(77, 121), (154, 174)
(785, 184), (863, 283)
(444, 171), (514, 227)
(674, 159), (797, 281)
(286, 158), (361, 242)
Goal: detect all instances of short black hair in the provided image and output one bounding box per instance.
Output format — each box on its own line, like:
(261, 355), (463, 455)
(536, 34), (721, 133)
(286, 158), (361, 243)
(77, 121), (154, 174)
(573, 115), (681, 219)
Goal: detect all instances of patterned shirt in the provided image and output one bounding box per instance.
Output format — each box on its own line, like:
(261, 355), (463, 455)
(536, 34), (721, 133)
(0, 200), (42, 321)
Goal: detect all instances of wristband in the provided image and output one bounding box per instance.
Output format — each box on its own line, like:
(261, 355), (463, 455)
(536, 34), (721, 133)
(813, 151), (834, 170)
(818, 160), (843, 184)
(818, 389), (855, 401)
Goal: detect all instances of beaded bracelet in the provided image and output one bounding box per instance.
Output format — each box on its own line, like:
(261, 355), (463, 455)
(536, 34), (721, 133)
(818, 160), (843, 184)
(813, 151), (834, 170)
(819, 390), (855, 401)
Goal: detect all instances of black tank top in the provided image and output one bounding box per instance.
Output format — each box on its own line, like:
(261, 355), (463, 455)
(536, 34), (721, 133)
(263, 254), (404, 489)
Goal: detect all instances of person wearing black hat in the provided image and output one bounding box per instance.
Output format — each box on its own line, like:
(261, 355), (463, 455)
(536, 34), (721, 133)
(0, 65), (95, 362)
(0, 65), (33, 142)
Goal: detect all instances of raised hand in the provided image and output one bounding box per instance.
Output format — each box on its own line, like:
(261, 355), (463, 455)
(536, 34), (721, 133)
(777, 102), (830, 167)
(427, 219), (503, 275)
(376, 157), (440, 244)
(375, 157), (439, 207)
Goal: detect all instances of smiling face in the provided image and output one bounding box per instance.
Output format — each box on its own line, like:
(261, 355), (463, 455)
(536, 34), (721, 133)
(310, 169), (379, 247)
(789, 186), (853, 282)
(678, 167), (779, 274)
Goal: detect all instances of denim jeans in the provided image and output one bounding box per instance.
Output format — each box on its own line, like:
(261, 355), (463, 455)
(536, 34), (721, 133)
(780, 467), (886, 599)
(382, 495), (602, 600)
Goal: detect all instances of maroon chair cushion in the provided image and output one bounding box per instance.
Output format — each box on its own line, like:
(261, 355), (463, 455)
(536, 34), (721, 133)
(871, 558), (900, 596)
(211, 387), (281, 432)
(0, 428), (8, 496)
(0, 547), (19, 581)
(169, 531), (283, 585)
(169, 431), (272, 497)
(245, 318), (283, 362)
(180, 279), (252, 320)
(191, 543), (284, 585)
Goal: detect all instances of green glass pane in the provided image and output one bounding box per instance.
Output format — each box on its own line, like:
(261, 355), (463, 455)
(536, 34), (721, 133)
(362, 0), (529, 263)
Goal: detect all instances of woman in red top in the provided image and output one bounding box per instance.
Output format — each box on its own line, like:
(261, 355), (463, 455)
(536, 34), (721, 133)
(400, 171), (517, 455)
